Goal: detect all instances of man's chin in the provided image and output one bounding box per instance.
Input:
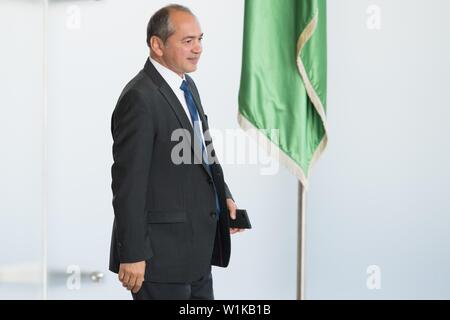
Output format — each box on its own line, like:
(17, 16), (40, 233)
(186, 62), (199, 73)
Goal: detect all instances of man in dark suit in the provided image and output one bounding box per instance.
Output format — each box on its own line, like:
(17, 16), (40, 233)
(109, 4), (243, 300)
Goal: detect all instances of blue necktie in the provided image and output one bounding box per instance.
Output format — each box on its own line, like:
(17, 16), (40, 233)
(180, 80), (207, 163)
(180, 80), (221, 218)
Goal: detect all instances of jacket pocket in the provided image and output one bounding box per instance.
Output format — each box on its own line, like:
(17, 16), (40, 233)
(146, 211), (189, 268)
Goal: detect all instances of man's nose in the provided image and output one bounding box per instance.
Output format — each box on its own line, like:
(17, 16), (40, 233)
(192, 40), (202, 54)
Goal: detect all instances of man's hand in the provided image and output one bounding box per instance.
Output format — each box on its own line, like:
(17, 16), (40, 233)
(227, 198), (245, 235)
(118, 261), (146, 294)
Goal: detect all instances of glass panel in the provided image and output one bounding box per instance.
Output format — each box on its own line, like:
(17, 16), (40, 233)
(0, 0), (45, 299)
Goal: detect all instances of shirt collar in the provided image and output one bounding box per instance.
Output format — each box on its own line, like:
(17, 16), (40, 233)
(149, 56), (185, 91)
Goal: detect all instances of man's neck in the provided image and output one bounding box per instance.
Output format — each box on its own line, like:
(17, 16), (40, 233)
(150, 55), (184, 79)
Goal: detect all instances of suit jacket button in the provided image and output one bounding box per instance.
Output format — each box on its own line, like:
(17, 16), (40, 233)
(210, 211), (216, 217)
(207, 177), (213, 185)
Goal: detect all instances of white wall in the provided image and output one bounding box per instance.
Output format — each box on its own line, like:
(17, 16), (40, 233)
(306, 0), (450, 299)
(45, 0), (297, 299)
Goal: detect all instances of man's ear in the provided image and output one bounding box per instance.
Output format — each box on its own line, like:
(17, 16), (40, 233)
(150, 36), (164, 57)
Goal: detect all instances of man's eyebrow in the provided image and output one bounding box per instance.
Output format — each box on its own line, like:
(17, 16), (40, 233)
(181, 33), (204, 41)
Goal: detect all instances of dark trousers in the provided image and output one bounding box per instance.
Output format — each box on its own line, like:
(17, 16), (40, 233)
(132, 269), (214, 300)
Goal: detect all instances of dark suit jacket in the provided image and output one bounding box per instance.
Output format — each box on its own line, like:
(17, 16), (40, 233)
(109, 59), (232, 283)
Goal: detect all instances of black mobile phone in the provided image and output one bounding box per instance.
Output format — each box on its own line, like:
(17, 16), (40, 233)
(229, 209), (252, 229)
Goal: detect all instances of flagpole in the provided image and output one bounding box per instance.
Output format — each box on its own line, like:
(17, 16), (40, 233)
(297, 181), (306, 300)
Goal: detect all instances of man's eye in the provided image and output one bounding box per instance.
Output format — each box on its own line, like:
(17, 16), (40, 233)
(186, 39), (192, 44)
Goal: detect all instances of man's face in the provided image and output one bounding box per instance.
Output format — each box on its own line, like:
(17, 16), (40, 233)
(159, 11), (203, 76)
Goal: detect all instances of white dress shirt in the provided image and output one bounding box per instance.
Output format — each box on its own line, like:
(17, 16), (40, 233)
(149, 57), (205, 137)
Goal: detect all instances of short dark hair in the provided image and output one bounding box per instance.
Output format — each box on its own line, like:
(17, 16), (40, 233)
(146, 4), (193, 48)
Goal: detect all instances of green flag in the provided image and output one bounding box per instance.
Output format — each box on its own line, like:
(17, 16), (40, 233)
(238, 0), (328, 189)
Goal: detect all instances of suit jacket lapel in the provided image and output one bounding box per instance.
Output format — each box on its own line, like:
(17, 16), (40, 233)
(186, 80), (207, 127)
(185, 78), (219, 165)
(143, 59), (212, 177)
(186, 77), (217, 158)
